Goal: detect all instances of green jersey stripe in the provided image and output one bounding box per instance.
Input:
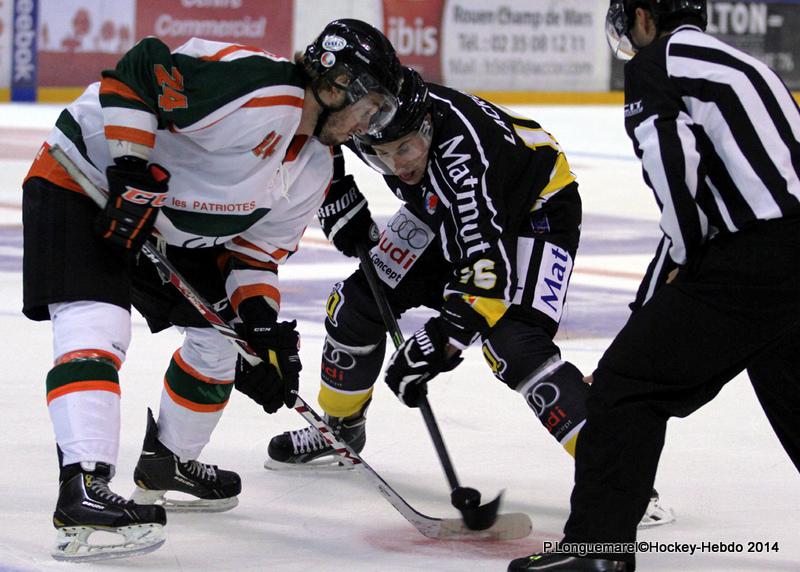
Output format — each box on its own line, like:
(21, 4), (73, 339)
(55, 110), (93, 166)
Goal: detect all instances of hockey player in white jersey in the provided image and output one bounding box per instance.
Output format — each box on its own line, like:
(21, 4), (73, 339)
(22, 19), (402, 562)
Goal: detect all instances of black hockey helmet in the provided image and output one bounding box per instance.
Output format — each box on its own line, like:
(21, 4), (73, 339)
(355, 66), (430, 146)
(353, 67), (433, 182)
(303, 19), (403, 135)
(606, 0), (707, 59)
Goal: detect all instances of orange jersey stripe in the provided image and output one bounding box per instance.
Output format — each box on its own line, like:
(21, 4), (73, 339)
(163, 380), (228, 413)
(46, 380), (121, 404)
(100, 77), (146, 105)
(243, 95), (304, 109)
(55, 349), (122, 371)
(232, 236), (292, 260)
(24, 143), (86, 194)
(104, 126), (156, 148)
(171, 349), (233, 384)
(230, 284), (281, 314)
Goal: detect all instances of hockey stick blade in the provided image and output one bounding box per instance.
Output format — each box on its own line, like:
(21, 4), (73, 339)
(437, 512), (532, 541)
(292, 393), (532, 540)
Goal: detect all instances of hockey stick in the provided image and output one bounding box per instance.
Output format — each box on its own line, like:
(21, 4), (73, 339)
(48, 145), (530, 541)
(357, 244), (531, 533)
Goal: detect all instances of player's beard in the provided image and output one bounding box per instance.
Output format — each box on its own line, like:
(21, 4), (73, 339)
(315, 110), (351, 146)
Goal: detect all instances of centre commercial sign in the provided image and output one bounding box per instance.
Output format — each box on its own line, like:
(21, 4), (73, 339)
(36, 0), (292, 89)
(136, 0), (291, 54)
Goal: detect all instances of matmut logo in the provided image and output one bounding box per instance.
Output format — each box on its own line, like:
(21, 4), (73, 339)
(252, 131), (283, 159)
(532, 244), (573, 322)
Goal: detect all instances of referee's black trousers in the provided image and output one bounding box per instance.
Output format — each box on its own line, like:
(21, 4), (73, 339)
(562, 217), (800, 563)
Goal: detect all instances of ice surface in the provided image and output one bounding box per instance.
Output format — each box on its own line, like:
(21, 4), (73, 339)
(0, 103), (796, 571)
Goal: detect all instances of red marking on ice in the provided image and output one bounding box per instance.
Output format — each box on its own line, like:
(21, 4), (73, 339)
(363, 525), (559, 560)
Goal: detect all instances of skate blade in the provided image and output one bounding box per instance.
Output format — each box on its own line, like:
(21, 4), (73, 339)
(132, 487), (239, 513)
(263, 457), (355, 472)
(638, 503), (676, 528)
(51, 523), (165, 562)
(435, 512), (532, 541)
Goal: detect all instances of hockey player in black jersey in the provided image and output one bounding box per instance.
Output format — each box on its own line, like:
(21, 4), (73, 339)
(265, 66), (673, 527)
(508, 1), (800, 570)
(268, 65), (588, 463)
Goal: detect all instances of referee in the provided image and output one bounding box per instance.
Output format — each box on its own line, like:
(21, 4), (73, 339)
(509, 0), (800, 570)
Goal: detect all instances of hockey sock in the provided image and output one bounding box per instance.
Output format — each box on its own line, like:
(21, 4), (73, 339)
(158, 348), (233, 460)
(318, 335), (385, 418)
(516, 358), (588, 456)
(47, 358), (122, 466)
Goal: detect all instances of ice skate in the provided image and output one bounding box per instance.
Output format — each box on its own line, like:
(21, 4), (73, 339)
(131, 408), (241, 512)
(638, 488), (675, 528)
(52, 460), (166, 562)
(265, 402), (368, 471)
(508, 552), (630, 571)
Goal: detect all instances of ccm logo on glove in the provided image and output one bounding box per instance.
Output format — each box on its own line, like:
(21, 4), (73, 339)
(120, 186), (169, 206)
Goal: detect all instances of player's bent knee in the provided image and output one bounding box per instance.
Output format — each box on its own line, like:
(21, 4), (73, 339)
(180, 327), (237, 380)
(325, 278), (386, 345)
(50, 301), (131, 367)
(482, 319), (559, 389)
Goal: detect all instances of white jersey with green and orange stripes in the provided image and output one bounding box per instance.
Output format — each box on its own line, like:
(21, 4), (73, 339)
(29, 36), (332, 316)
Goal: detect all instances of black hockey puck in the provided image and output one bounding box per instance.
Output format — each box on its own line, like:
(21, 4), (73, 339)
(451, 487), (481, 510)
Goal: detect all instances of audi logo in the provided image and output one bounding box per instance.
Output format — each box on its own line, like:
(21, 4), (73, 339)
(388, 213), (430, 249)
(322, 341), (356, 370)
(525, 382), (560, 418)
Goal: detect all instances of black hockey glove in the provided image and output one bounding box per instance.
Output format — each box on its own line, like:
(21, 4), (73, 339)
(438, 295), (487, 349)
(384, 317), (463, 408)
(237, 297), (302, 408)
(317, 175), (379, 257)
(234, 357), (294, 414)
(96, 156), (170, 254)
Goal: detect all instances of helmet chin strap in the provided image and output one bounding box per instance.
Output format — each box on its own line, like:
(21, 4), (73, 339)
(313, 108), (331, 137)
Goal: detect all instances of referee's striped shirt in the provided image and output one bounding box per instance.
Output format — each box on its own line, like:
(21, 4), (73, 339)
(624, 25), (800, 308)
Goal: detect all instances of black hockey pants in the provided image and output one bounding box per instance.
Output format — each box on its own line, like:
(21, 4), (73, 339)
(563, 217), (800, 565)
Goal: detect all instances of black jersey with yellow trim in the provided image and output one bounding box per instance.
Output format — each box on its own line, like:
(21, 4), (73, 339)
(346, 83), (576, 325)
